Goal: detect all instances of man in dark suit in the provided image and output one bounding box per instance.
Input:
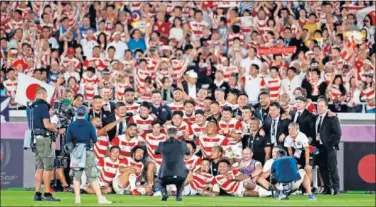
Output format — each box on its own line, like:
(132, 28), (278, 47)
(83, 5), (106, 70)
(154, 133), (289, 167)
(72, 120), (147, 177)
(155, 127), (190, 201)
(102, 102), (127, 141)
(262, 102), (291, 147)
(209, 70), (230, 96)
(315, 98), (341, 195)
(290, 96), (316, 140)
(100, 87), (116, 114)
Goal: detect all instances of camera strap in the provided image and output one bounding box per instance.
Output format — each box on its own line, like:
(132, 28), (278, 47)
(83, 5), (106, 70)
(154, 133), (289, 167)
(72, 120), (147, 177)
(30, 106), (36, 145)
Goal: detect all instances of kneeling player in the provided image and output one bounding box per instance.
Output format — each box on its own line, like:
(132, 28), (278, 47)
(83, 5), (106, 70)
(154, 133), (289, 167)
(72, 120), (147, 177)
(112, 146), (152, 195)
(183, 158), (215, 196)
(212, 159), (271, 197)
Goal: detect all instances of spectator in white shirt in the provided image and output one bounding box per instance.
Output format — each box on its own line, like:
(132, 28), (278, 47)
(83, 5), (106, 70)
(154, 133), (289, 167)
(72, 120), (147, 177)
(281, 67), (304, 102)
(243, 64), (262, 103)
(107, 32), (128, 60)
(240, 47), (262, 75)
(80, 29), (98, 59)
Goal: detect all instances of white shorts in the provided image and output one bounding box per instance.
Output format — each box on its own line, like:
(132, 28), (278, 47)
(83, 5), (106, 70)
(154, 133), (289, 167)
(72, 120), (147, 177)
(112, 175), (129, 194)
(233, 179), (248, 197)
(292, 169), (306, 191)
(255, 185), (272, 197)
(182, 185), (198, 196)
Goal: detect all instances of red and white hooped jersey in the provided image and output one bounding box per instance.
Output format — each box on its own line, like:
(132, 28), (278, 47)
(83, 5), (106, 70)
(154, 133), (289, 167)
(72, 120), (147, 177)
(196, 134), (229, 158)
(184, 155), (201, 172)
(3, 79), (18, 108)
(165, 121), (194, 140)
(191, 122), (207, 139)
(135, 68), (154, 95)
(218, 118), (243, 146)
(330, 85), (342, 102)
(143, 133), (168, 166)
(80, 74), (99, 101)
(83, 57), (108, 71)
(119, 157), (144, 177)
(168, 102), (184, 112)
(188, 20), (209, 40)
(125, 102), (140, 117)
(266, 78), (281, 101)
(111, 136), (140, 159)
(195, 100), (205, 110)
(227, 33), (245, 48)
(128, 114), (154, 136)
(361, 86), (375, 110)
(212, 169), (241, 195)
(189, 171), (215, 191)
(97, 157), (119, 186)
(5, 19), (24, 33)
(171, 59), (185, 81)
(183, 113), (196, 125)
(115, 82), (132, 101)
(94, 134), (110, 161)
(61, 56), (81, 72)
(254, 17), (269, 35)
(219, 65), (238, 82)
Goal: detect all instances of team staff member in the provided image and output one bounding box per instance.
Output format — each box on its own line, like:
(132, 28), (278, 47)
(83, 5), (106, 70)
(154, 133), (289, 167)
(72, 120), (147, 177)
(284, 122), (313, 183)
(155, 127), (190, 201)
(242, 117), (271, 164)
(66, 106), (111, 204)
(30, 87), (60, 202)
(315, 98), (341, 195)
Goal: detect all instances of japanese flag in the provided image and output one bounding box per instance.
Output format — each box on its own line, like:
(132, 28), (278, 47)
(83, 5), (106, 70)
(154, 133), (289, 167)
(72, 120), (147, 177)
(15, 73), (55, 106)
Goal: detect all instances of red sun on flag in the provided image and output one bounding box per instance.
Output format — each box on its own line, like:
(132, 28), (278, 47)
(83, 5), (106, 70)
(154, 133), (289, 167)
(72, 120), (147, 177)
(26, 83), (41, 100)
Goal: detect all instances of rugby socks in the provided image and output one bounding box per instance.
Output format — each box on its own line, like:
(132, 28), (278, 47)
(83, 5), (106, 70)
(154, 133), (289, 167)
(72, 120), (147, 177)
(257, 186), (272, 197)
(129, 174), (137, 191)
(312, 166), (318, 189)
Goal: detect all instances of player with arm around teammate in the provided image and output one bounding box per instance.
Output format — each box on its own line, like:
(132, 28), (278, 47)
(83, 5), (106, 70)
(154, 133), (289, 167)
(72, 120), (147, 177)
(212, 159), (272, 197)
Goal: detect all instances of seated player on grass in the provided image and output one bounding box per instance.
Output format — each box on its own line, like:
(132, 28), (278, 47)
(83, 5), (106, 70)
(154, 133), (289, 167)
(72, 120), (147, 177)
(112, 146), (152, 195)
(84, 146), (120, 194)
(256, 146), (317, 200)
(182, 158), (216, 196)
(212, 159), (271, 197)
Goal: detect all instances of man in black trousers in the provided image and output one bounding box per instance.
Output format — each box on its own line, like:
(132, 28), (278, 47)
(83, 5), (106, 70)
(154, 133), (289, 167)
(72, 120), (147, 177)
(155, 127), (190, 201)
(315, 98), (341, 195)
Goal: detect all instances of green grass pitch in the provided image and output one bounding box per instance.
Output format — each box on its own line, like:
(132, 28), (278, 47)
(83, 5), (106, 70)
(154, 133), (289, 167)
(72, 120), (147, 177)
(1, 191), (375, 206)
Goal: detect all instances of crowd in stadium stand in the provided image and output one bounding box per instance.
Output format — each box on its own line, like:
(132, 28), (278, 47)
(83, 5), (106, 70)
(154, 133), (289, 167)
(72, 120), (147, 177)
(0, 1), (375, 197)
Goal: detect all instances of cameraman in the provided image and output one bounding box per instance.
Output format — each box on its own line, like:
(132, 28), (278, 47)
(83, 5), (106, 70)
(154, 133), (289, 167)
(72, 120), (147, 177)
(30, 87), (60, 202)
(49, 108), (72, 192)
(65, 106), (111, 204)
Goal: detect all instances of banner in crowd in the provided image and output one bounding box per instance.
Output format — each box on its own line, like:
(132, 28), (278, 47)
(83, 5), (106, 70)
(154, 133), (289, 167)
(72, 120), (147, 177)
(0, 139), (24, 189)
(343, 142), (375, 191)
(15, 73), (55, 106)
(257, 46), (297, 55)
(217, 1), (239, 8)
(356, 6), (376, 26)
(238, 16), (254, 27)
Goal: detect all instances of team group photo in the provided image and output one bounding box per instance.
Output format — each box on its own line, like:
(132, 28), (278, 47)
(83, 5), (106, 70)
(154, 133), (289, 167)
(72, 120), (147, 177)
(0, 0), (375, 206)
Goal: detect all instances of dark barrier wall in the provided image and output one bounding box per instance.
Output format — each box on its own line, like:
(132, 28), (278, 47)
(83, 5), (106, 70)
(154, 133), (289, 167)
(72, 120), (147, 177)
(1, 139), (24, 188)
(344, 142), (376, 191)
